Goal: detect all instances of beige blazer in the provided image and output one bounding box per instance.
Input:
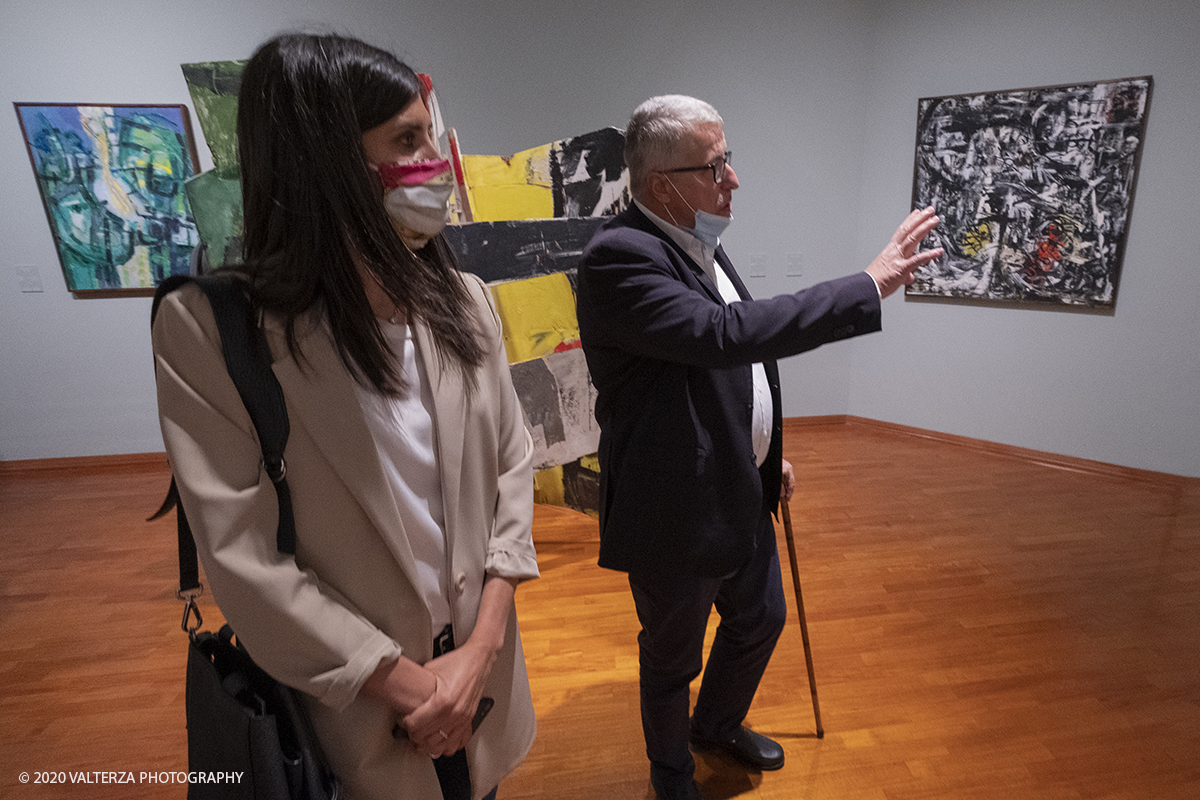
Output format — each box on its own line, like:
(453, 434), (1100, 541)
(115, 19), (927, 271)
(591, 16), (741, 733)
(153, 273), (538, 800)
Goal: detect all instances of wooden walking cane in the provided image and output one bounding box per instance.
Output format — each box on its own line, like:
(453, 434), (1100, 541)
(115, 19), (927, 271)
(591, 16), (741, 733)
(779, 498), (824, 737)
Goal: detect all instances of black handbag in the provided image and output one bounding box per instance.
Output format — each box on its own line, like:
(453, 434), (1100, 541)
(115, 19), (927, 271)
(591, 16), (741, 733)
(185, 623), (339, 799)
(151, 274), (339, 800)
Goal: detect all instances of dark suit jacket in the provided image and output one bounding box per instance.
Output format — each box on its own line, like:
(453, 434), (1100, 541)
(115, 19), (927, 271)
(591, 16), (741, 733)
(576, 204), (882, 578)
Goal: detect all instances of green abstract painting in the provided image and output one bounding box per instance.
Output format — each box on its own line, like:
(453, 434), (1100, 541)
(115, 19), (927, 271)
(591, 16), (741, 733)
(15, 103), (200, 293)
(181, 61), (246, 268)
(180, 61), (244, 179)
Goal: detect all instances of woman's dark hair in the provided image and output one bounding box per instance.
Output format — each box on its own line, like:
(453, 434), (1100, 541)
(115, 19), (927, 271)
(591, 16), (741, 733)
(236, 32), (484, 395)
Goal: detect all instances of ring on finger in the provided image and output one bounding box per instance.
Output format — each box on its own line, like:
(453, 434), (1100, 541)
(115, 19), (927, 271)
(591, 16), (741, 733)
(437, 729), (449, 741)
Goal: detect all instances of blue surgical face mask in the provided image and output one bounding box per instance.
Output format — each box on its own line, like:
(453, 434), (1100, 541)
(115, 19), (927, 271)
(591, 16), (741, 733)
(665, 177), (731, 248)
(690, 209), (732, 249)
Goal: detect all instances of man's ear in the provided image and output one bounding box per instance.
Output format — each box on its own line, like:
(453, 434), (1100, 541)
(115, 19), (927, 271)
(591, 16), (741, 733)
(646, 171), (672, 206)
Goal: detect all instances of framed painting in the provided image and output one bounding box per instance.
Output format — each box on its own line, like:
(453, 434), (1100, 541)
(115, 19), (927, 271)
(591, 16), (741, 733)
(907, 76), (1152, 309)
(14, 103), (201, 295)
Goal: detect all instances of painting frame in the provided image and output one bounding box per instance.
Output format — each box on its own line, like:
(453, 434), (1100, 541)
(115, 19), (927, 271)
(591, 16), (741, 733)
(906, 76), (1152, 311)
(14, 102), (202, 296)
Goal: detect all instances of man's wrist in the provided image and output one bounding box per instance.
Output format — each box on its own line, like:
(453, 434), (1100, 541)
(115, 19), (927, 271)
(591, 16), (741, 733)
(865, 269), (883, 299)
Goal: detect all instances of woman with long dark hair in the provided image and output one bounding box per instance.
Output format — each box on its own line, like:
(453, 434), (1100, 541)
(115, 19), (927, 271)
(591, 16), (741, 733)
(153, 32), (538, 799)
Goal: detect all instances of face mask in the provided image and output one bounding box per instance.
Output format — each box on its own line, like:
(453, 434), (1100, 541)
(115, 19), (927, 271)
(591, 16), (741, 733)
(374, 158), (454, 248)
(690, 209), (732, 249)
(665, 177), (731, 249)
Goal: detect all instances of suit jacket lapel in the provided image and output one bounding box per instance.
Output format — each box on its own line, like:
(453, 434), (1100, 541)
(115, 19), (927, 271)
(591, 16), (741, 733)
(265, 313), (423, 588)
(624, 204), (723, 304)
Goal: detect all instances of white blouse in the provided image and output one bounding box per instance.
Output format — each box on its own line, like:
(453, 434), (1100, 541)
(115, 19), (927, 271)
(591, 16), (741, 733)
(352, 319), (452, 638)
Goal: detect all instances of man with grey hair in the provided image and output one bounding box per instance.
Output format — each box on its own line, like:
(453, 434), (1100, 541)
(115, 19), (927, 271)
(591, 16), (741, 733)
(576, 94), (941, 800)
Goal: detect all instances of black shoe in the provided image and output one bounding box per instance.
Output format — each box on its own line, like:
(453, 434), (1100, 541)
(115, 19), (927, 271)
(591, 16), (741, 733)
(689, 725), (785, 771)
(650, 773), (702, 800)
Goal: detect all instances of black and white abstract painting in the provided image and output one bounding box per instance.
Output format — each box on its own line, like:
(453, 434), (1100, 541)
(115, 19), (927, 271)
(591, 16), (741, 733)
(908, 77), (1152, 309)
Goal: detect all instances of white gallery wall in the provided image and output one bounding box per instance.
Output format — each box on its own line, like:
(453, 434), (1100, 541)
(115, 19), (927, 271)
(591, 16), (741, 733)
(841, 0), (1200, 479)
(0, 0), (1196, 477)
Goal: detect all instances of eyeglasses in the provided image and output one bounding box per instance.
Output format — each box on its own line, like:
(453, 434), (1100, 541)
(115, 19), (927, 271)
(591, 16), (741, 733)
(663, 150), (732, 184)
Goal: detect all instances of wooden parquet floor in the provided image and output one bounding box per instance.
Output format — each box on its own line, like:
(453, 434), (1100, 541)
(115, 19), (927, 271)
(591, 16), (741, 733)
(1, 419), (1197, 799)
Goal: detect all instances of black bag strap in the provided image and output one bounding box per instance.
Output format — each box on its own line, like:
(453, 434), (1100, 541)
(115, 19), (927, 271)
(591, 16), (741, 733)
(150, 273), (297, 613)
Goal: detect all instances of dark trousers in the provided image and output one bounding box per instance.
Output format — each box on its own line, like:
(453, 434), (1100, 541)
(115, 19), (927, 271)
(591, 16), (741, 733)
(433, 753), (495, 800)
(430, 625), (498, 800)
(628, 507), (787, 783)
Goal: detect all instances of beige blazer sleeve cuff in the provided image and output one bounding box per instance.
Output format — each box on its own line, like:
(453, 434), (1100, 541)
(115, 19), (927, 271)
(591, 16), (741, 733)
(313, 634), (404, 711)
